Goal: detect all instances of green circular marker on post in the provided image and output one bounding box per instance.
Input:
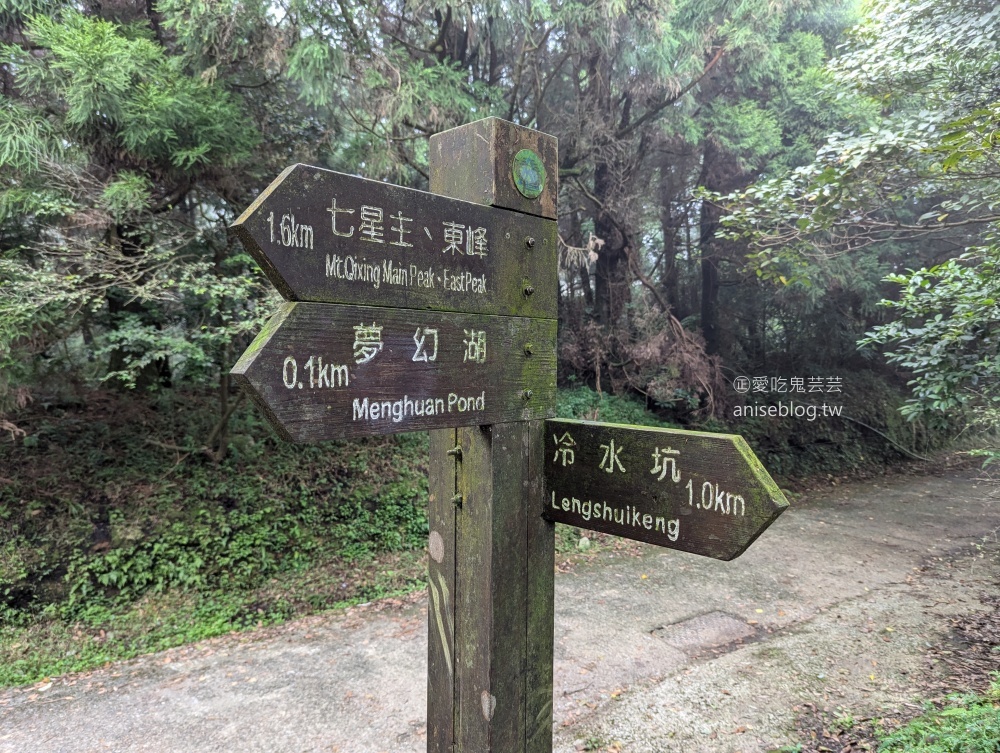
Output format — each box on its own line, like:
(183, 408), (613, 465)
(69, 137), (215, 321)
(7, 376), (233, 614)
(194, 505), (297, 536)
(512, 148), (546, 200)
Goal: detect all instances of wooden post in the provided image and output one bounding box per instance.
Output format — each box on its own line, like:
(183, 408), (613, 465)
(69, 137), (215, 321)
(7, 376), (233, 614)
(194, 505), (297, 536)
(427, 118), (558, 753)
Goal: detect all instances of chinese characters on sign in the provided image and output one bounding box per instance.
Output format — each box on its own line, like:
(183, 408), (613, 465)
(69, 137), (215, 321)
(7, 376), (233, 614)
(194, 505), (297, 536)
(229, 163), (559, 318)
(230, 302), (556, 442)
(542, 420), (788, 559)
(598, 439), (626, 474)
(442, 221), (488, 257)
(352, 323), (384, 365)
(650, 447), (681, 483)
(412, 327), (438, 362)
(463, 329), (486, 364)
(331, 198), (489, 257)
(557, 433), (686, 484)
(553, 432), (576, 467)
(350, 322), (487, 366)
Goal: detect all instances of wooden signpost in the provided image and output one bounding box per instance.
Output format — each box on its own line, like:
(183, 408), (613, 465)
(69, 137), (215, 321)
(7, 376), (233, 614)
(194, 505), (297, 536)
(421, 120), (558, 753)
(229, 117), (788, 753)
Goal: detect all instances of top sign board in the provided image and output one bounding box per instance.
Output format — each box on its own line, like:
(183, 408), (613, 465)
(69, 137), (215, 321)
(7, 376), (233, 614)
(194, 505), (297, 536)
(231, 164), (557, 319)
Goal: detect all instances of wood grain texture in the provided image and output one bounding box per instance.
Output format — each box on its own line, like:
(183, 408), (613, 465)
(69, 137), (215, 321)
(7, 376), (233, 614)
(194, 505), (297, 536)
(454, 425), (494, 753)
(454, 424), (529, 753)
(230, 302), (556, 442)
(543, 419), (789, 561)
(524, 419), (554, 753)
(424, 117), (559, 753)
(229, 163), (557, 319)
(427, 428), (457, 753)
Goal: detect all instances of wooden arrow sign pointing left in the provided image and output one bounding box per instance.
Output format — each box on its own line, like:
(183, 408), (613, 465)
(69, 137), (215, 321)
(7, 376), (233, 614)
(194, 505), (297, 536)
(229, 163), (557, 319)
(232, 302), (556, 442)
(543, 419), (788, 560)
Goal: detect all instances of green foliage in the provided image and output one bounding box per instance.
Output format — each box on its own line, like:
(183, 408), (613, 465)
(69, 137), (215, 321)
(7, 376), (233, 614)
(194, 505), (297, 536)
(64, 504), (315, 605)
(718, 0), (1000, 447)
(0, 0), (886, 439)
(708, 100), (783, 172)
(100, 172), (152, 221)
(52, 442), (429, 613)
(557, 385), (677, 428)
(0, 589), (297, 685)
(9, 11), (257, 171)
(0, 5), (265, 411)
(877, 677), (1000, 753)
(0, 391), (429, 679)
(0, 98), (60, 173)
(862, 246), (1000, 420)
(720, 0), (999, 287)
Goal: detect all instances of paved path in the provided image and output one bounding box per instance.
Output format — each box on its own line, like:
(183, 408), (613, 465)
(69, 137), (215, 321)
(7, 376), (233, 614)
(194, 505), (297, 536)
(2, 468), (998, 753)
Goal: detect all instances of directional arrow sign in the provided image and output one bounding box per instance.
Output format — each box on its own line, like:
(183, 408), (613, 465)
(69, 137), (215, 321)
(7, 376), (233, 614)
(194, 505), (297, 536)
(230, 164), (557, 319)
(543, 419), (788, 560)
(232, 302), (556, 442)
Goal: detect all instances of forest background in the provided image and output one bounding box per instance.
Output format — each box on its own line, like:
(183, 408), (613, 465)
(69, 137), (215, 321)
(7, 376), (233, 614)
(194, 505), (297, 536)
(1, 0), (998, 688)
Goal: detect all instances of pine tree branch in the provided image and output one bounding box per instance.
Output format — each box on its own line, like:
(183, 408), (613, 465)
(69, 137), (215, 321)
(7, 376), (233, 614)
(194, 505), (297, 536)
(615, 45), (726, 140)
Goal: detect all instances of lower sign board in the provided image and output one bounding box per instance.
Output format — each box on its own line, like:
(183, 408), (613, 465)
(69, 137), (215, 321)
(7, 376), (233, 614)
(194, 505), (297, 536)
(232, 302), (556, 442)
(543, 419), (788, 560)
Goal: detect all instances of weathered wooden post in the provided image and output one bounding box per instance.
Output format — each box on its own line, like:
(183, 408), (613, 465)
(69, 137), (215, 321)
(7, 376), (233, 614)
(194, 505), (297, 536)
(426, 119), (559, 753)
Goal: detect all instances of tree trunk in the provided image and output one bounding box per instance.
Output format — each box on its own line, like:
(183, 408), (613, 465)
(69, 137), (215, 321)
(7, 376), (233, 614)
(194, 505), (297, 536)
(697, 138), (743, 357)
(592, 161), (629, 327)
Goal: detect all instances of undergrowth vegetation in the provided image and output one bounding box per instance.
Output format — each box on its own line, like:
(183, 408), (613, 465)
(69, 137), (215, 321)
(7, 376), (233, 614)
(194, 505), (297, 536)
(0, 379), (953, 686)
(0, 389), (429, 685)
(877, 677), (1000, 753)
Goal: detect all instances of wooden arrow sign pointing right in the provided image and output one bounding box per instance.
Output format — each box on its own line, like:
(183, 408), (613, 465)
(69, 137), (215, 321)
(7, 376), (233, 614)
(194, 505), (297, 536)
(543, 419), (788, 560)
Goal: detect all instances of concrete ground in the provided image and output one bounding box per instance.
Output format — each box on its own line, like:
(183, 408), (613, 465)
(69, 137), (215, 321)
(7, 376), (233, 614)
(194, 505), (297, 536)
(2, 467), (998, 753)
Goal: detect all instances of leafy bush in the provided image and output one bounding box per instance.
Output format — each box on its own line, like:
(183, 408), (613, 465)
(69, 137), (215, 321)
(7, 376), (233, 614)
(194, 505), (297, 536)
(0, 391), (429, 623)
(556, 385), (676, 427)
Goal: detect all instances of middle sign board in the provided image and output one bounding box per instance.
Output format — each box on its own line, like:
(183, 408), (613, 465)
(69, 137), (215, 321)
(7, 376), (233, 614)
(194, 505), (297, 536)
(231, 302), (556, 442)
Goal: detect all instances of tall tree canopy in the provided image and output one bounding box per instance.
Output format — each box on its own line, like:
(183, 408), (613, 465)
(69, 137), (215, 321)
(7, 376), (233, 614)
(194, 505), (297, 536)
(723, 0), (1000, 426)
(1, 0), (870, 435)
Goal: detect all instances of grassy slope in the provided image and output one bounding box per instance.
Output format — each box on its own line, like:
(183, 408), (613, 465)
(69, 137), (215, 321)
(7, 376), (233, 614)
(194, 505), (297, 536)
(0, 390), (429, 684)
